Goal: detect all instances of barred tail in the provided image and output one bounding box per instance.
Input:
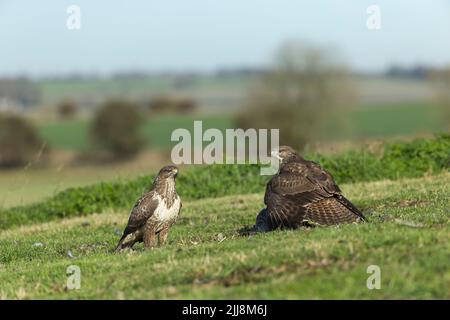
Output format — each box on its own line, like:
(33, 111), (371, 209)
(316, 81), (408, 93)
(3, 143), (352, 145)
(335, 194), (366, 221)
(114, 234), (129, 252)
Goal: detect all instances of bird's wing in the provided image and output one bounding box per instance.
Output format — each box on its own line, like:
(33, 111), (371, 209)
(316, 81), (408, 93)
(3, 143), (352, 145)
(264, 168), (317, 204)
(264, 161), (364, 226)
(304, 160), (341, 194)
(122, 191), (160, 236)
(170, 194), (182, 224)
(333, 194), (366, 221)
(304, 161), (365, 220)
(304, 197), (364, 225)
(264, 170), (322, 228)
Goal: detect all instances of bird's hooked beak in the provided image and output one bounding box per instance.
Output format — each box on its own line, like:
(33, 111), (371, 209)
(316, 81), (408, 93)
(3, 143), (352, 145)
(172, 167), (179, 178)
(271, 148), (282, 161)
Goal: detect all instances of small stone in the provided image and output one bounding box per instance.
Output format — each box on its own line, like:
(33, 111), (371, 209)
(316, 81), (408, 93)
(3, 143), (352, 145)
(216, 233), (226, 243)
(32, 242), (44, 247)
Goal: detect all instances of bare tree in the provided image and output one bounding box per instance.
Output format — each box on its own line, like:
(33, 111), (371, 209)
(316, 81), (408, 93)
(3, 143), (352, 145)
(236, 41), (355, 149)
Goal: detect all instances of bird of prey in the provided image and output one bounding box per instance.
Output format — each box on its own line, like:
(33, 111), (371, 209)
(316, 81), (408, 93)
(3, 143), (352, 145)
(259, 146), (365, 231)
(115, 165), (182, 252)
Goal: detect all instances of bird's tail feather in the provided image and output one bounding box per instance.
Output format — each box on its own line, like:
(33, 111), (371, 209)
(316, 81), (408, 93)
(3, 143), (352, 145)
(335, 194), (366, 221)
(114, 234), (129, 253)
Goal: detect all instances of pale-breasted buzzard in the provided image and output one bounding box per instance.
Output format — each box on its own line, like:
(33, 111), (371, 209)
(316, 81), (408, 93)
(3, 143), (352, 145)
(257, 146), (365, 231)
(115, 165), (182, 251)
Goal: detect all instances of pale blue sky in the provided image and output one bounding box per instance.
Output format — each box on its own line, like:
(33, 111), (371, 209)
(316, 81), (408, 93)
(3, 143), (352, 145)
(1, 0), (449, 76)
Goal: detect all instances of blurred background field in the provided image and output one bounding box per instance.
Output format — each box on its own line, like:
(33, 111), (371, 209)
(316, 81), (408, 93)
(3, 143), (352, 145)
(0, 1), (449, 209)
(0, 1), (449, 300)
(1, 72), (447, 209)
(35, 102), (445, 152)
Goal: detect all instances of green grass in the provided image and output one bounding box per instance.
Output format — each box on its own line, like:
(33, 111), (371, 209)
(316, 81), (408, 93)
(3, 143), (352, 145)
(1, 134), (448, 230)
(38, 119), (89, 151)
(346, 102), (446, 139)
(37, 102), (446, 152)
(38, 114), (233, 151)
(0, 164), (156, 209)
(141, 114), (233, 149)
(0, 173), (448, 299)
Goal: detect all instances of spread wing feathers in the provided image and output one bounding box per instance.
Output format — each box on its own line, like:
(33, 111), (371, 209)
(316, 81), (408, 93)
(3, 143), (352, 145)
(265, 191), (306, 229)
(265, 160), (364, 228)
(304, 161), (341, 194)
(121, 191), (160, 239)
(264, 171), (318, 204)
(304, 197), (362, 225)
(333, 194), (366, 221)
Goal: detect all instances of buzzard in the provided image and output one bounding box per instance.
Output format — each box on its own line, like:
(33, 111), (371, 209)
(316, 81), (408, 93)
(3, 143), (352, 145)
(115, 165), (182, 252)
(257, 146), (365, 231)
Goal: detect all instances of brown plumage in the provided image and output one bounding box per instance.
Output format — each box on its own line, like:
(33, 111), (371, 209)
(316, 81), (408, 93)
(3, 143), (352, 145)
(260, 146), (365, 231)
(115, 165), (182, 252)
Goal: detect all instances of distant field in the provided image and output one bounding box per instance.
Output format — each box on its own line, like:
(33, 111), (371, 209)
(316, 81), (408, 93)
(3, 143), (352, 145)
(3, 107), (444, 209)
(38, 114), (234, 151)
(37, 103), (446, 152)
(328, 102), (445, 140)
(39, 75), (249, 110)
(38, 75), (435, 108)
(0, 158), (163, 209)
(0, 173), (448, 299)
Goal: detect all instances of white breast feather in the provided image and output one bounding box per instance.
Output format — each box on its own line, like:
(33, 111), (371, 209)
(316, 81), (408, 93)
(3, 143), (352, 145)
(152, 194), (181, 231)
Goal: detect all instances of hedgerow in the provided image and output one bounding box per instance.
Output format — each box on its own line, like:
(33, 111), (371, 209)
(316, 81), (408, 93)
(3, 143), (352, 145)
(0, 134), (448, 230)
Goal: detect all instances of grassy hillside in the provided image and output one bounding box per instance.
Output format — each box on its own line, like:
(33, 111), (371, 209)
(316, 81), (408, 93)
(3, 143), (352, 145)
(0, 173), (448, 299)
(1, 134), (448, 230)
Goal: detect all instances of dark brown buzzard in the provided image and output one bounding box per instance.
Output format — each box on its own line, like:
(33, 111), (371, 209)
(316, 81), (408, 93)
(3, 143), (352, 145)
(115, 165), (182, 251)
(256, 146), (365, 231)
